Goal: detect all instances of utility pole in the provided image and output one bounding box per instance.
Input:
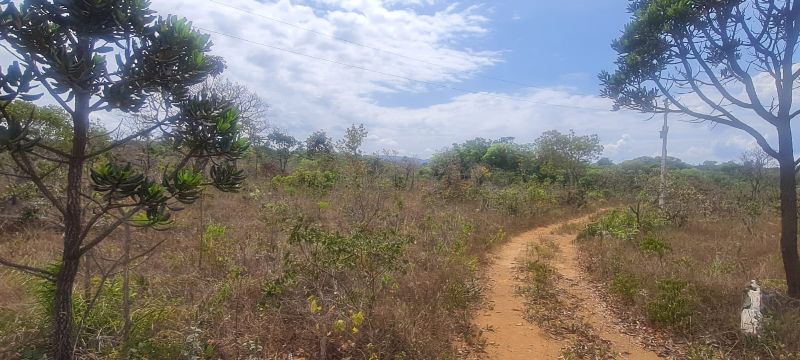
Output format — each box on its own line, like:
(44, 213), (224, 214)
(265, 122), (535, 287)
(659, 100), (669, 209)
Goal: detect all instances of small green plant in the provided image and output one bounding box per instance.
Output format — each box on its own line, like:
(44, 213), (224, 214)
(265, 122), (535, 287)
(201, 223), (229, 269)
(686, 343), (716, 360)
(610, 272), (639, 304)
(646, 278), (693, 328)
(521, 260), (557, 299)
(639, 234), (671, 260)
(599, 209), (639, 240)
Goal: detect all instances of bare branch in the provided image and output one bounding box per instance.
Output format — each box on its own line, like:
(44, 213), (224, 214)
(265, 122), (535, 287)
(33, 142), (71, 159)
(683, 37), (754, 109)
(699, 21), (778, 123)
(655, 81), (778, 158)
(84, 121), (163, 160)
(11, 152), (66, 215)
(0, 256), (54, 281)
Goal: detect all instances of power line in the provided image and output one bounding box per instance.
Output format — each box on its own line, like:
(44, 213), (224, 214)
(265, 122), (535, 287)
(197, 26), (611, 112)
(207, 0), (541, 89)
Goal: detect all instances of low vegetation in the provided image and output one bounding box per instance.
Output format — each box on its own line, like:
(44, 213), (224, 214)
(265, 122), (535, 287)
(577, 160), (800, 358)
(1, 126), (603, 358)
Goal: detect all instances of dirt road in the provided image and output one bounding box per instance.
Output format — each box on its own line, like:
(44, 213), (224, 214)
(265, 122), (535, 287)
(474, 213), (662, 359)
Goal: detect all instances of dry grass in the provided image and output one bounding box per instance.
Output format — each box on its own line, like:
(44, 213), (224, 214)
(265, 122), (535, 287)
(578, 208), (799, 359)
(0, 158), (587, 359)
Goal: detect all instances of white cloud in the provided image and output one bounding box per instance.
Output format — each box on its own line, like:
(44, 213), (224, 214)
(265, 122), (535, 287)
(604, 134), (630, 156)
(2, 0), (794, 165)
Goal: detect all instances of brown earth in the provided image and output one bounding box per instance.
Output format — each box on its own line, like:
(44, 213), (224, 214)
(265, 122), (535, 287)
(474, 213), (663, 359)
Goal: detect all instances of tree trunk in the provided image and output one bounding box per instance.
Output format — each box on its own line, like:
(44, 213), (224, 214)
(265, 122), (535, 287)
(53, 91), (90, 360)
(53, 257), (80, 360)
(778, 134), (800, 298)
(121, 222), (132, 350)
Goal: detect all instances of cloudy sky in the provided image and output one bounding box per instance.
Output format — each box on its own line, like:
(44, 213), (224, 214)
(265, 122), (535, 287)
(9, 0), (798, 163)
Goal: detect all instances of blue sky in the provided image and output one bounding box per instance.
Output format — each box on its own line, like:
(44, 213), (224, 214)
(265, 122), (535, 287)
(124, 1), (799, 162)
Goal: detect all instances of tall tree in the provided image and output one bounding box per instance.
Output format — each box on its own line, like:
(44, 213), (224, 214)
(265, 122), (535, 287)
(481, 142), (521, 171)
(534, 130), (603, 187)
(0, 2), (247, 358)
(599, 0), (800, 297)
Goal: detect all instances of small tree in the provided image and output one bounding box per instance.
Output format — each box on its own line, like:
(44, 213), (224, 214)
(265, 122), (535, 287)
(599, 0), (799, 297)
(0, 2), (248, 358)
(267, 129), (300, 173)
(534, 130), (603, 187)
(481, 142), (520, 172)
(337, 123), (367, 156)
(305, 130), (333, 158)
(740, 147), (776, 201)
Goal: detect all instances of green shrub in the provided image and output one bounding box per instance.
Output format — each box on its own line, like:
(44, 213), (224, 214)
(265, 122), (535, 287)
(599, 209), (639, 240)
(272, 169), (338, 193)
(639, 234), (671, 259)
(686, 343), (715, 360)
(646, 278), (693, 328)
(578, 222), (602, 240)
(580, 209), (639, 241)
(610, 272), (639, 304)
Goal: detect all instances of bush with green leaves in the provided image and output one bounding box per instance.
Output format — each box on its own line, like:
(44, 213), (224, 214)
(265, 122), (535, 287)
(639, 234), (671, 260)
(272, 169), (338, 193)
(287, 222), (412, 307)
(610, 272), (639, 304)
(581, 209), (640, 241)
(646, 278), (693, 329)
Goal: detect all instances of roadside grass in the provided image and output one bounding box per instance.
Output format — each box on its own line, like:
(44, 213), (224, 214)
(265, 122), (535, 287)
(578, 207), (800, 359)
(516, 236), (618, 359)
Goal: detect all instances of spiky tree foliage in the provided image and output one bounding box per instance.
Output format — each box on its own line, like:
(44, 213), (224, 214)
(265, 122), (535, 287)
(600, 0), (799, 297)
(0, 1), (248, 358)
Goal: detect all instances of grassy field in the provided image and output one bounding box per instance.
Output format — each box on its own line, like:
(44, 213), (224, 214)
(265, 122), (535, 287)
(0, 156), (588, 359)
(577, 208), (799, 359)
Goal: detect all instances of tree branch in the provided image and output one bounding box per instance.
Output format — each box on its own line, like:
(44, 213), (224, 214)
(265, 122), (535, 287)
(78, 150), (197, 255)
(699, 23), (778, 124)
(84, 121), (164, 159)
(11, 152), (66, 215)
(0, 256), (54, 281)
(683, 37), (754, 110)
(28, 59), (74, 115)
(33, 142), (72, 159)
(655, 81), (779, 158)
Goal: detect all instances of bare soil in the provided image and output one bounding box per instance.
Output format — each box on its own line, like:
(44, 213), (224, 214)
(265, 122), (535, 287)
(474, 213), (663, 359)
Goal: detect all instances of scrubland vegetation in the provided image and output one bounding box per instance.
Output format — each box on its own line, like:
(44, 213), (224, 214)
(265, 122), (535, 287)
(1, 0), (799, 359)
(1, 118), (605, 359)
(578, 156), (800, 359)
(3, 109), (798, 359)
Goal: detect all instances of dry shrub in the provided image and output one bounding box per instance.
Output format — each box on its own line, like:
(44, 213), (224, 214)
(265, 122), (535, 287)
(0, 155), (590, 359)
(579, 207), (799, 359)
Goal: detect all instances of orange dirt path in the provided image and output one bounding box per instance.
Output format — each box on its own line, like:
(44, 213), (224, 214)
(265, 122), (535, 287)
(474, 213), (662, 359)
